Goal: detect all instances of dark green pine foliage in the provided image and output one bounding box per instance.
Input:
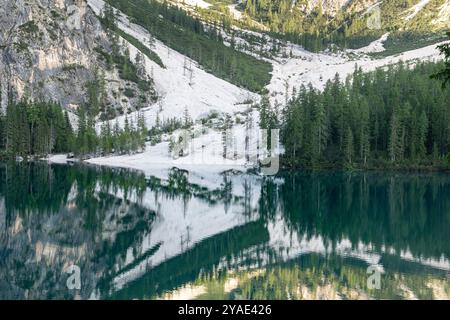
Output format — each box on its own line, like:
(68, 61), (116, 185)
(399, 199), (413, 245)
(281, 62), (450, 169)
(0, 101), (74, 157)
(259, 94), (279, 153)
(137, 110), (147, 151)
(0, 101), (146, 158)
(240, 0), (384, 52)
(0, 114), (5, 152)
(100, 3), (164, 68)
(105, 0), (272, 92)
(75, 106), (95, 156)
(75, 107), (146, 157)
(100, 120), (114, 155)
(239, 0), (447, 53)
(431, 32), (450, 88)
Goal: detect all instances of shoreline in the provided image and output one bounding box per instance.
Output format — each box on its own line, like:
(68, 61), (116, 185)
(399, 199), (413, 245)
(51, 154), (450, 175)
(1, 153), (448, 175)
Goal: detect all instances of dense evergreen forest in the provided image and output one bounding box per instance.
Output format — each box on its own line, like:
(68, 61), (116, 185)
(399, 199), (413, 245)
(0, 101), (72, 156)
(432, 33), (450, 88)
(104, 0), (272, 92)
(241, 0), (377, 51)
(277, 61), (450, 170)
(0, 101), (147, 158)
(240, 0), (448, 52)
(1, 62), (449, 170)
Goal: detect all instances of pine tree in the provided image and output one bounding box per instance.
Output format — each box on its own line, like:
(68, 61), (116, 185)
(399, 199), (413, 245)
(388, 109), (400, 163)
(445, 152), (450, 170)
(122, 116), (131, 154)
(100, 120), (113, 155)
(222, 114), (233, 159)
(432, 142), (440, 164)
(129, 116), (138, 153)
(259, 95), (271, 130)
(76, 107), (88, 155)
(113, 119), (121, 154)
(137, 111), (147, 151)
(135, 52), (146, 79)
(431, 32), (450, 88)
(86, 109), (98, 155)
(183, 107), (192, 129)
(0, 113), (5, 151)
(358, 98), (370, 165)
(102, 3), (117, 31)
(343, 125), (354, 165)
(63, 111), (74, 153)
(280, 62), (449, 169)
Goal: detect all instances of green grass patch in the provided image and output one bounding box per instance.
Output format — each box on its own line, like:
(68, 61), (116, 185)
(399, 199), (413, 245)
(19, 21), (39, 34)
(370, 32), (449, 58)
(115, 28), (165, 68)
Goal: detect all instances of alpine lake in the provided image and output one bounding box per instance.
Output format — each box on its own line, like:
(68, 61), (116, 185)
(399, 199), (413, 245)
(0, 162), (449, 299)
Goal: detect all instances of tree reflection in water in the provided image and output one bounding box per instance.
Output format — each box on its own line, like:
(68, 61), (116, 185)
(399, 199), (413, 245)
(0, 163), (449, 299)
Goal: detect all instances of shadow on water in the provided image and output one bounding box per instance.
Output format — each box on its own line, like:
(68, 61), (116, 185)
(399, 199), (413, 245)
(0, 162), (449, 299)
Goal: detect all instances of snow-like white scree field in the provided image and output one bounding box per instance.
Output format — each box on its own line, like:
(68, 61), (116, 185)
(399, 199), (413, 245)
(269, 38), (444, 105)
(82, 0), (446, 179)
(86, 0), (276, 178)
(404, 0), (431, 21)
(86, 174), (450, 296)
(50, 3), (448, 294)
(95, 174), (261, 291)
(433, 0), (450, 25)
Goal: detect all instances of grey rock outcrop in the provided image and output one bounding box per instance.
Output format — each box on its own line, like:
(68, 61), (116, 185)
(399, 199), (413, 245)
(0, 0), (156, 117)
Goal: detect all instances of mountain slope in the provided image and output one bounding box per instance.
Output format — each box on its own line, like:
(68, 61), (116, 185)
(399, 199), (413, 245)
(189, 0), (450, 51)
(87, 0), (264, 172)
(104, 0), (273, 92)
(0, 0), (448, 171)
(86, 0), (447, 173)
(0, 0), (157, 117)
(88, 0), (258, 126)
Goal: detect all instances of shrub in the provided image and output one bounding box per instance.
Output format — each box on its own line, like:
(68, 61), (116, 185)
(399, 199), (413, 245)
(20, 21), (39, 34)
(123, 88), (135, 98)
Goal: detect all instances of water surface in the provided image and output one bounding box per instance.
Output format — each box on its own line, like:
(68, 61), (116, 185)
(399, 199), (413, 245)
(0, 162), (449, 299)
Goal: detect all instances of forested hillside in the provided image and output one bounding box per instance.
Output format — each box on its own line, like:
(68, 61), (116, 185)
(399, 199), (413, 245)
(0, 102), (73, 156)
(1, 0), (448, 171)
(0, 101), (147, 158)
(234, 0), (450, 52)
(278, 61), (450, 170)
(104, 0), (272, 92)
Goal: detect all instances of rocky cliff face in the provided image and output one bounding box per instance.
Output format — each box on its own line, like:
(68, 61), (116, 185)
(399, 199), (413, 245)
(0, 165), (156, 299)
(304, 0), (351, 15)
(0, 0), (156, 117)
(295, 0), (378, 16)
(277, 0), (449, 29)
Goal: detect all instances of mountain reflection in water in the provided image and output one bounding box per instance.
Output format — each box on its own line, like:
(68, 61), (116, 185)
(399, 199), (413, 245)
(0, 162), (449, 300)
